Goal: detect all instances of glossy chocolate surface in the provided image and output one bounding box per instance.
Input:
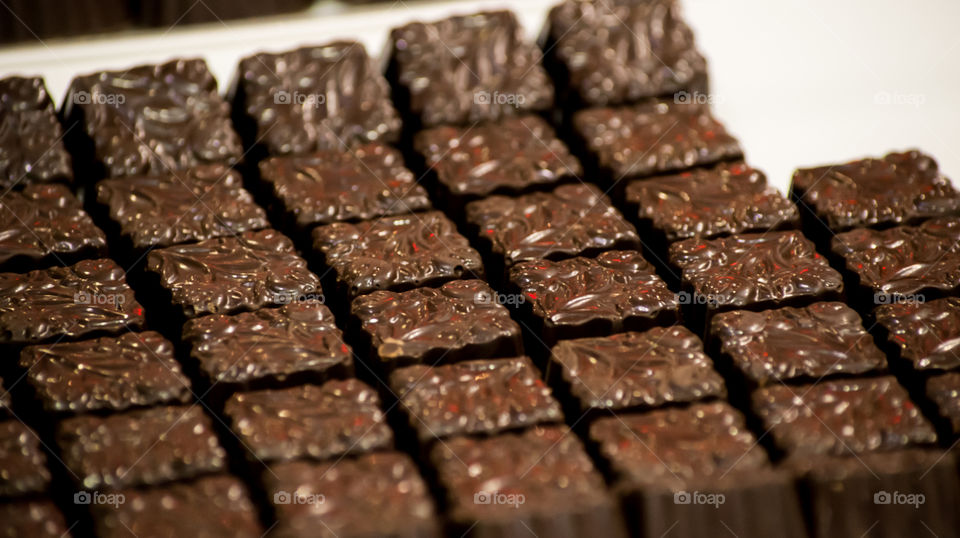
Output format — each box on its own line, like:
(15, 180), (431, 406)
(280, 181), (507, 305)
(313, 211), (483, 296)
(875, 297), (960, 371)
(0, 259), (145, 344)
(21, 331), (191, 413)
(0, 420), (50, 497)
(574, 100), (743, 179)
(259, 143), (430, 228)
(237, 41), (401, 155)
(0, 499), (70, 538)
(147, 229), (320, 318)
(552, 326), (725, 411)
(792, 150), (960, 231)
(712, 302), (887, 384)
(927, 373), (960, 434)
(626, 162), (799, 241)
(97, 164), (268, 249)
(753, 376), (936, 456)
(466, 183), (640, 265)
(0, 76), (73, 187)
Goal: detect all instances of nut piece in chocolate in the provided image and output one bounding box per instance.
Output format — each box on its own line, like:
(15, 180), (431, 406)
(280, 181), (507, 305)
(0, 420), (51, 497)
(875, 297), (960, 371)
(0, 76), (73, 188)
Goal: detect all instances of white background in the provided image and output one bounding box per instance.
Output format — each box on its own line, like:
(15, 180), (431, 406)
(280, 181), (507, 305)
(0, 0), (957, 192)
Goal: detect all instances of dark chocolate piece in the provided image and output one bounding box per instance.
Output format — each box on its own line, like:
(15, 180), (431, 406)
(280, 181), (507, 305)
(0, 420), (50, 497)
(875, 297), (960, 371)
(926, 372), (960, 435)
(752, 376), (936, 457)
(58, 405), (227, 489)
(509, 250), (678, 343)
(63, 59), (241, 179)
(258, 143), (430, 228)
(0, 76), (72, 187)
(711, 302), (887, 385)
(235, 41), (401, 155)
(625, 162), (799, 241)
(224, 380), (393, 463)
(543, 0), (707, 106)
(832, 217), (960, 300)
(351, 279), (523, 369)
(388, 10), (553, 126)
(466, 183), (640, 266)
(313, 211), (483, 297)
(431, 426), (625, 537)
(92, 474), (263, 538)
(573, 100), (743, 180)
(0, 259), (145, 345)
(551, 326), (725, 413)
(0, 0), (129, 43)
(182, 301), (353, 390)
(390, 357), (563, 441)
(0, 499), (71, 537)
(96, 164), (268, 249)
(791, 150), (960, 232)
(138, 0), (311, 26)
(20, 331), (191, 414)
(146, 229), (320, 318)
(0, 184), (106, 271)
(413, 115), (582, 201)
(266, 453), (440, 538)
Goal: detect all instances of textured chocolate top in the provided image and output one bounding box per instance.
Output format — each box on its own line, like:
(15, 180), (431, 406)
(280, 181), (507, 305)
(0, 259), (146, 344)
(237, 41), (401, 155)
(590, 402), (770, 488)
(927, 373), (960, 434)
(753, 376), (937, 456)
(389, 10), (553, 126)
(97, 164), (268, 249)
(546, 0), (707, 106)
(267, 453), (439, 538)
(832, 218), (960, 297)
(147, 229), (320, 318)
(0, 421), (50, 497)
(259, 144), (430, 228)
(352, 280), (522, 365)
(0, 76), (73, 187)
(92, 474), (262, 538)
(670, 231), (843, 309)
(414, 115), (582, 198)
(0, 184), (106, 267)
(58, 405), (227, 489)
(875, 297), (960, 371)
(313, 211), (483, 296)
(626, 162), (799, 241)
(20, 331), (191, 413)
(390, 357), (563, 441)
(712, 303), (887, 385)
(574, 100), (743, 179)
(225, 380), (392, 462)
(792, 150), (960, 231)
(64, 59), (241, 178)
(510, 250), (677, 330)
(182, 301), (352, 386)
(552, 327), (725, 411)
(431, 426), (612, 522)
(466, 183), (640, 265)
(0, 500), (70, 538)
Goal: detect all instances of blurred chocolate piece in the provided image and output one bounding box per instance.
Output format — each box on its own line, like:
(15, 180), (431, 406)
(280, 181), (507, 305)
(0, 259), (145, 345)
(0, 420), (50, 497)
(224, 380), (393, 463)
(137, 0), (312, 26)
(926, 372), (960, 436)
(0, 0), (129, 43)
(20, 331), (190, 414)
(0, 499), (71, 537)
(266, 452), (440, 538)
(351, 280), (523, 370)
(58, 405), (226, 489)
(875, 297), (960, 371)
(387, 10), (553, 127)
(0, 76), (72, 187)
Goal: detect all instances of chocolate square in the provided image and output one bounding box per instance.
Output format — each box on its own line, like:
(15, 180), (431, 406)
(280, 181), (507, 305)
(224, 380), (393, 463)
(875, 297), (960, 371)
(926, 372), (960, 435)
(235, 41), (401, 156)
(96, 164), (268, 249)
(387, 10), (553, 126)
(58, 405), (227, 489)
(146, 229), (320, 318)
(0, 420), (50, 497)
(0, 76), (73, 188)
(0, 259), (145, 345)
(711, 302), (887, 385)
(351, 279), (523, 369)
(0, 499), (70, 538)
(752, 376), (937, 457)
(551, 326), (725, 413)
(258, 143), (430, 229)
